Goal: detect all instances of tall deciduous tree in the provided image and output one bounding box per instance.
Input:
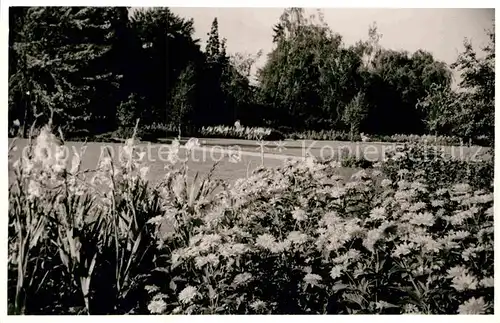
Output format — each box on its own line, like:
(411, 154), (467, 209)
(259, 8), (354, 130)
(359, 46), (451, 135)
(451, 24), (495, 143)
(343, 91), (368, 140)
(418, 23), (494, 144)
(171, 63), (197, 138)
(129, 7), (204, 127)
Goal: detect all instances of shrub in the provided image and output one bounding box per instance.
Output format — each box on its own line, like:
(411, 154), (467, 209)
(364, 134), (476, 146)
(380, 144), (493, 192)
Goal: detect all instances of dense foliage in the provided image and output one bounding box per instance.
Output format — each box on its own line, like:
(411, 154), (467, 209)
(8, 127), (493, 314)
(7, 7), (494, 315)
(417, 26), (495, 145)
(8, 7), (495, 144)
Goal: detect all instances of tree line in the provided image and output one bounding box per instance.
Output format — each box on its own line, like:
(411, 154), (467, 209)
(8, 7), (495, 144)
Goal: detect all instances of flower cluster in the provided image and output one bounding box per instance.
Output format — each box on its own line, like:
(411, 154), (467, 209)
(200, 125), (282, 141)
(203, 126), (466, 146)
(145, 155), (493, 314)
(8, 125), (493, 315)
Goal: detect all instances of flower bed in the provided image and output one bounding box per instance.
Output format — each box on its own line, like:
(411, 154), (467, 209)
(8, 126), (493, 314)
(200, 125), (285, 141)
(199, 125), (481, 147)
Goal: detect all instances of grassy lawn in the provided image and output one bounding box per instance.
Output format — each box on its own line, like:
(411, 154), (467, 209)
(161, 137), (489, 162)
(9, 136), (487, 185)
(8, 139), (361, 184)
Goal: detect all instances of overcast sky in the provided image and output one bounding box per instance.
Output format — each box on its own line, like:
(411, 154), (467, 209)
(168, 7), (494, 82)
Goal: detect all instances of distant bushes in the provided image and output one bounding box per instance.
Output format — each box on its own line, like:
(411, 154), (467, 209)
(367, 134), (464, 146)
(60, 123), (486, 147)
(381, 144), (494, 192)
(67, 123), (186, 143)
(289, 131), (473, 146)
(197, 126), (486, 147)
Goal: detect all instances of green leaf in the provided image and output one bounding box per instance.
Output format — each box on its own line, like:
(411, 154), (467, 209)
(332, 282), (349, 293)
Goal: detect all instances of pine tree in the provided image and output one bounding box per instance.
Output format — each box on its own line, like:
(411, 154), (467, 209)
(206, 18), (220, 62)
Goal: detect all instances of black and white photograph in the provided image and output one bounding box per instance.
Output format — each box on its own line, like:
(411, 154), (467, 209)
(4, 4), (496, 316)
